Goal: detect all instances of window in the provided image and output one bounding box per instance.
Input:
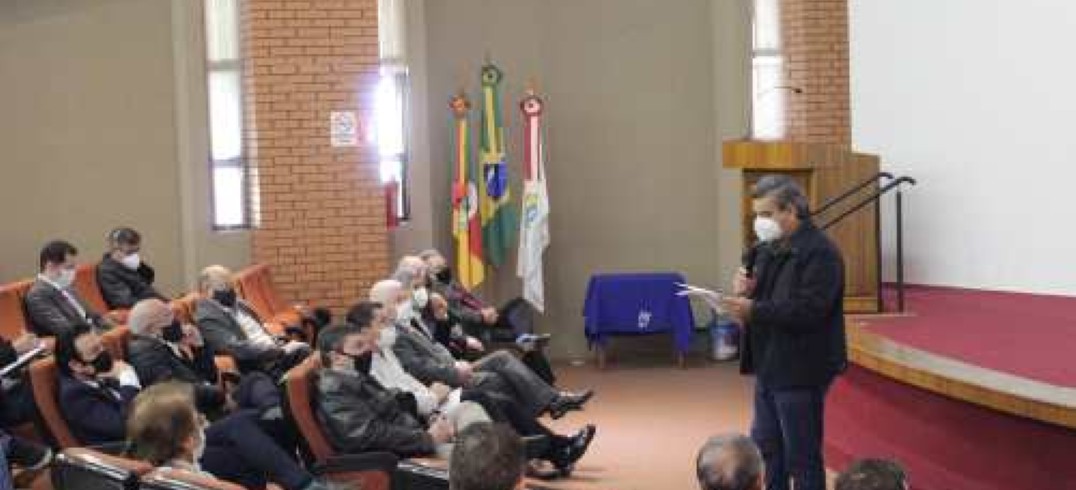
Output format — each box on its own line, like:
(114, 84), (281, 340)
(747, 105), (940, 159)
(751, 0), (786, 140)
(204, 0), (251, 229)
(378, 0), (409, 221)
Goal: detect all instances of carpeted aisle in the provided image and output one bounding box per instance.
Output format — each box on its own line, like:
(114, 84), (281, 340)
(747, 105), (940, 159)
(534, 359), (754, 490)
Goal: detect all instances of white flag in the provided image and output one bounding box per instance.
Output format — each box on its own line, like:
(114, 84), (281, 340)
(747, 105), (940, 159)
(518, 95), (550, 312)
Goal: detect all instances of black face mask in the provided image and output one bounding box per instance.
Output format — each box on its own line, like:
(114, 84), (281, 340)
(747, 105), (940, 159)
(435, 268), (453, 284)
(213, 288), (237, 308)
(87, 351), (114, 375)
(343, 351), (373, 375)
(162, 320), (184, 343)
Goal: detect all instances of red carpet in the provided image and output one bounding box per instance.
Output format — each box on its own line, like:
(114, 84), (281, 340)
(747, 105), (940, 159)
(865, 285), (1076, 386)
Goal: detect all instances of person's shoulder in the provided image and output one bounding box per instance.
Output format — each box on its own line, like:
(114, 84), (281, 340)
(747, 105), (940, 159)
(193, 298), (220, 318)
(25, 279), (51, 298)
(96, 256), (118, 274)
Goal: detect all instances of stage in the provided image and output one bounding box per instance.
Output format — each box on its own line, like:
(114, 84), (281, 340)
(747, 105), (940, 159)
(825, 285), (1076, 490)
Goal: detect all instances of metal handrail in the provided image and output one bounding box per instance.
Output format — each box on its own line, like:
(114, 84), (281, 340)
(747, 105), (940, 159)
(813, 172), (894, 216)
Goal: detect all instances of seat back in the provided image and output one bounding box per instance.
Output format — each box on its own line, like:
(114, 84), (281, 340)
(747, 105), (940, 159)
(281, 356), (336, 465)
(170, 293), (200, 325)
(101, 326), (131, 360)
(28, 358), (80, 448)
(50, 447), (152, 490)
(139, 468), (245, 490)
(0, 280), (33, 340)
(74, 264), (110, 315)
(232, 265), (272, 321)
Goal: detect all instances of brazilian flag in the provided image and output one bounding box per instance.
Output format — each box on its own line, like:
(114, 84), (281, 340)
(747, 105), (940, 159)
(478, 63), (518, 268)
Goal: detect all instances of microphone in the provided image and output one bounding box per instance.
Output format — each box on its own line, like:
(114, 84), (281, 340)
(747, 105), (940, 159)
(742, 243), (761, 279)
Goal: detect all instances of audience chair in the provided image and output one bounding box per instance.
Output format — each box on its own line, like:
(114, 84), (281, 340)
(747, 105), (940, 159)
(234, 264), (308, 338)
(28, 357), (80, 449)
(280, 357), (399, 490)
(0, 280), (34, 340)
(101, 326), (131, 361)
(50, 447), (152, 490)
(73, 264), (130, 324)
(139, 468), (246, 490)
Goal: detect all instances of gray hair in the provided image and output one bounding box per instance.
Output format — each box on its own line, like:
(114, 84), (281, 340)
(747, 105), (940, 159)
(418, 249), (443, 262)
(391, 267), (419, 288)
(696, 434), (763, 490)
(127, 299), (174, 336)
(369, 279), (404, 306)
(751, 174), (810, 218)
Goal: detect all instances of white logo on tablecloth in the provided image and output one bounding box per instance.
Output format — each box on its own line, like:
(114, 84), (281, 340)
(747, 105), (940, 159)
(637, 310), (652, 330)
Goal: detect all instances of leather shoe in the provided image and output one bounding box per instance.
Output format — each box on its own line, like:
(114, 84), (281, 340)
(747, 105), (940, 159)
(547, 389), (594, 419)
(564, 424), (597, 465)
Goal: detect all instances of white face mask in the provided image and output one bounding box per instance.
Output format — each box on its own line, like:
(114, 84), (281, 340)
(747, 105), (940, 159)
(412, 287), (429, 310)
(378, 325), (398, 348)
(754, 216), (783, 243)
(54, 268), (76, 289)
(120, 253), (141, 270)
(396, 301), (414, 323)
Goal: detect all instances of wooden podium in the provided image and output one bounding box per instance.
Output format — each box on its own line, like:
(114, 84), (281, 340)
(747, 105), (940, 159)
(723, 140), (881, 313)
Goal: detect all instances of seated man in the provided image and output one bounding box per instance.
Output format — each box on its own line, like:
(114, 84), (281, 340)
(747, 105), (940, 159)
(125, 382), (341, 490)
(314, 323), (459, 458)
(449, 423), (525, 490)
(834, 459), (909, 490)
(97, 227), (166, 310)
(25, 240), (115, 336)
(57, 326), (328, 490)
(370, 280), (591, 421)
(696, 434), (764, 490)
(348, 301), (594, 477)
(55, 322), (142, 445)
(419, 250), (555, 384)
(194, 265), (310, 379)
(0, 333), (53, 477)
(127, 298), (280, 413)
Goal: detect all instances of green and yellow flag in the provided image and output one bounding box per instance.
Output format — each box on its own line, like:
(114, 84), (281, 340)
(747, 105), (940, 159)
(478, 63), (518, 268)
(449, 93), (485, 289)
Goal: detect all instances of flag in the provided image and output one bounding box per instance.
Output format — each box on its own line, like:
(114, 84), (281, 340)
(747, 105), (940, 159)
(478, 63), (518, 268)
(449, 93), (485, 289)
(517, 91), (551, 312)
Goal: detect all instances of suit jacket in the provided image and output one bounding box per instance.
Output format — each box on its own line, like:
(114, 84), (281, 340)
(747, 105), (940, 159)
(59, 373), (139, 445)
(127, 334), (223, 410)
(194, 298), (281, 367)
(391, 319), (463, 387)
(431, 280), (485, 327)
(24, 279), (107, 337)
(315, 368), (434, 457)
(742, 221), (848, 389)
(96, 255), (164, 309)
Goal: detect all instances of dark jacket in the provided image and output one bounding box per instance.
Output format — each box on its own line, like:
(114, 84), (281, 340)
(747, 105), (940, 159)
(58, 373), (139, 445)
(315, 368), (435, 457)
(126, 334), (224, 410)
(390, 319), (463, 387)
(194, 298), (282, 367)
(741, 221), (848, 389)
(24, 279), (108, 336)
(431, 280), (485, 328)
(96, 255), (164, 309)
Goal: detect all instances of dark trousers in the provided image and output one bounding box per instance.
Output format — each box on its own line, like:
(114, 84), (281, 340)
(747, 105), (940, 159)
(472, 351), (558, 418)
(201, 410), (312, 490)
(750, 380), (831, 490)
(461, 390), (568, 458)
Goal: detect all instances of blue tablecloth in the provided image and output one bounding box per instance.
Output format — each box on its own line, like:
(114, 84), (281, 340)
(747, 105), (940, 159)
(583, 272), (695, 353)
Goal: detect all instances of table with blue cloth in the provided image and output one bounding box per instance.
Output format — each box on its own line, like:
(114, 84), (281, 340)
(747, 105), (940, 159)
(583, 272), (696, 368)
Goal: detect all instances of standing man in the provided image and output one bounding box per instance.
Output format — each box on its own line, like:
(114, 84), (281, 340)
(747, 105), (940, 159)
(720, 175), (847, 490)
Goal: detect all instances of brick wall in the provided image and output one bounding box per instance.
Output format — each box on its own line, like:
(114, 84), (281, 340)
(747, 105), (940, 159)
(243, 0), (388, 313)
(780, 0), (851, 146)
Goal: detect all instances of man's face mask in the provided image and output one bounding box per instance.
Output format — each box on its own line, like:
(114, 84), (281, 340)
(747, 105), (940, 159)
(341, 350), (373, 375)
(84, 351), (114, 376)
(434, 267), (452, 284)
(412, 287), (430, 310)
(162, 320), (184, 343)
(213, 288), (237, 308)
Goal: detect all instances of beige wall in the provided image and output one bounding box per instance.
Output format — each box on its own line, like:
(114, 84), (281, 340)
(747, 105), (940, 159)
(412, 0), (751, 360)
(0, 0), (249, 296)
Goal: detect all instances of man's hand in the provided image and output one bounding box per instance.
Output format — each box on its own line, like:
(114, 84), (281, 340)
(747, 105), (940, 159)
(430, 382), (451, 402)
(431, 294), (450, 321)
(732, 267), (757, 297)
(12, 333), (39, 355)
(427, 416), (454, 444)
(465, 336), (485, 353)
(282, 340), (309, 354)
(454, 361), (474, 384)
(720, 297), (754, 324)
(480, 307), (498, 325)
(181, 323), (204, 348)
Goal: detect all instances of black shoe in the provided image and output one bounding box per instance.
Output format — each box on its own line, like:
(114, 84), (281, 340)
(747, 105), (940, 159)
(564, 424), (596, 465)
(547, 390), (594, 419)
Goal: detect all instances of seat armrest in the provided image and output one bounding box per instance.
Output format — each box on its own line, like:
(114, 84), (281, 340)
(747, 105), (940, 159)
(312, 452), (399, 475)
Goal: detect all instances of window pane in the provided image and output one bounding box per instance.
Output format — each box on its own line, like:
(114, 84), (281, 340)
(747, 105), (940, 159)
(376, 73), (405, 158)
(213, 166), (246, 227)
(378, 0), (407, 63)
(205, 0), (240, 62)
(752, 55), (785, 139)
(753, 0), (781, 52)
(208, 69), (243, 161)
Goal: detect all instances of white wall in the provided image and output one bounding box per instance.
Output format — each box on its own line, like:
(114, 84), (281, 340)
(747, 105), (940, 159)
(850, 0), (1076, 295)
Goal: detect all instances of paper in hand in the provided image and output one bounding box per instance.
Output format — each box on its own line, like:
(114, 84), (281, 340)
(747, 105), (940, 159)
(675, 282), (724, 312)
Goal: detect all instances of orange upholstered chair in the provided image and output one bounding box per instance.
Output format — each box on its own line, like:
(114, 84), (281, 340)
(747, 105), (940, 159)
(140, 468), (247, 490)
(50, 447), (153, 490)
(73, 264), (129, 324)
(0, 280), (34, 340)
(28, 358), (80, 449)
(234, 264), (306, 338)
(100, 326), (131, 361)
(280, 357), (398, 490)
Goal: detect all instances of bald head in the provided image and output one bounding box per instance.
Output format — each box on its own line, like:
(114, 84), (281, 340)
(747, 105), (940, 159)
(397, 255), (426, 278)
(128, 299), (174, 336)
(369, 279), (405, 319)
(696, 434), (763, 490)
(198, 265), (232, 294)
